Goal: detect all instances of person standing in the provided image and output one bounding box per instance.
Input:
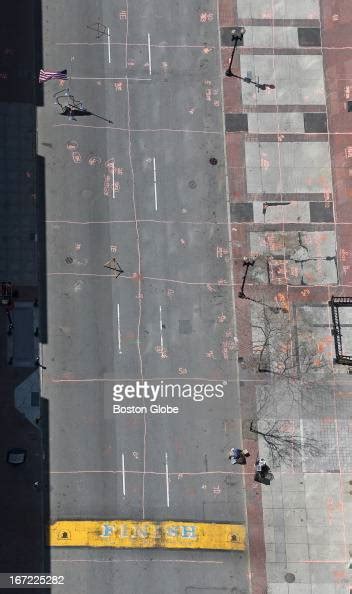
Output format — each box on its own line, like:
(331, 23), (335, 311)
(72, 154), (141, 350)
(229, 448), (250, 465)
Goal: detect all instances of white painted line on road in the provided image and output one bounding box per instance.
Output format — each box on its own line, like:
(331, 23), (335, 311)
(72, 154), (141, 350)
(112, 163), (115, 199)
(117, 303), (122, 353)
(165, 452), (170, 507)
(147, 33), (152, 76)
(159, 305), (164, 349)
(107, 27), (111, 64)
(70, 76), (152, 81)
(153, 157), (158, 211)
(299, 419), (306, 474)
(122, 453), (126, 497)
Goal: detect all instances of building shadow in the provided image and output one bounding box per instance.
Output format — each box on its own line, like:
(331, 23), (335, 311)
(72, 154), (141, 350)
(0, 0), (51, 591)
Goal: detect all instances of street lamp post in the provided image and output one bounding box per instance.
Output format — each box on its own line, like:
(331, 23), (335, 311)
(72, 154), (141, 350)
(226, 27), (246, 77)
(238, 257), (255, 299)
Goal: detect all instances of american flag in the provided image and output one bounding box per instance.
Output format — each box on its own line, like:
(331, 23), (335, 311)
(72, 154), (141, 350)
(38, 69), (68, 83)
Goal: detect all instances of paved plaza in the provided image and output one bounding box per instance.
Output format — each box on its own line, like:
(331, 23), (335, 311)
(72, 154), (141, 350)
(221, 0), (352, 591)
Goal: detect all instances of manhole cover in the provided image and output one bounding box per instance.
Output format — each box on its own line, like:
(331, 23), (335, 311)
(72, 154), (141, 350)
(65, 256), (73, 264)
(209, 157), (218, 165)
(188, 180), (197, 189)
(285, 573), (295, 583)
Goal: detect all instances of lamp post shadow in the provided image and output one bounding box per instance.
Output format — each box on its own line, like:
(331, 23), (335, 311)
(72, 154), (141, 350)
(225, 28), (275, 91)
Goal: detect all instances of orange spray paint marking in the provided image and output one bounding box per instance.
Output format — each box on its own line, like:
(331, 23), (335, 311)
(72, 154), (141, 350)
(131, 273), (143, 281)
(72, 152), (82, 164)
(207, 284), (216, 293)
(300, 288), (310, 297)
(105, 159), (116, 173)
(275, 292), (289, 311)
(222, 339), (237, 360)
(290, 265), (300, 278)
(88, 155), (102, 166)
(340, 248), (350, 262)
(260, 157), (270, 170)
(332, 569), (346, 581)
(155, 345), (167, 358)
(104, 175), (111, 196)
(114, 81), (124, 92)
(217, 313), (226, 323)
(216, 246), (229, 259)
(324, 190), (332, 207)
(112, 181), (120, 195)
(326, 497), (343, 526)
(67, 141), (78, 151)
(265, 233), (283, 252)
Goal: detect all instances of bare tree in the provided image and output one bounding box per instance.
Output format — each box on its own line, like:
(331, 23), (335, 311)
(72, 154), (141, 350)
(241, 301), (333, 415)
(251, 304), (329, 376)
(249, 419), (322, 468)
(241, 303), (330, 468)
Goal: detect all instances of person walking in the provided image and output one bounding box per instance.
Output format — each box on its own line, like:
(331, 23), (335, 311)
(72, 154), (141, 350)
(229, 448), (250, 465)
(254, 457), (274, 484)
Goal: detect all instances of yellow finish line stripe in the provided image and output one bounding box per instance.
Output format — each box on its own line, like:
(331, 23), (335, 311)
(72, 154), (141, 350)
(50, 521), (246, 551)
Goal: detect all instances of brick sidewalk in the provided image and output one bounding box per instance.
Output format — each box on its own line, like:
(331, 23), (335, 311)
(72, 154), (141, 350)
(219, 0), (352, 592)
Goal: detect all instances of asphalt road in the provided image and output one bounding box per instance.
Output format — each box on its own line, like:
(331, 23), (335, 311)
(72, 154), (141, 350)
(38, 0), (249, 592)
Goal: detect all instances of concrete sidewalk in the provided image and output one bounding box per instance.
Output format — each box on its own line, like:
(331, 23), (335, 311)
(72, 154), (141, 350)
(219, 0), (352, 592)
